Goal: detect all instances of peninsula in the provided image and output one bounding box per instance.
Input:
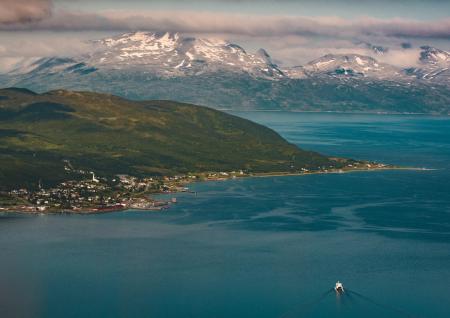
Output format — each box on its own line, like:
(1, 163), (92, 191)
(0, 88), (396, 213)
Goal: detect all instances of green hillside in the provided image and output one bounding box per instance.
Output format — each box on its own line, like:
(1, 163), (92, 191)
(0, 88), (338, 190)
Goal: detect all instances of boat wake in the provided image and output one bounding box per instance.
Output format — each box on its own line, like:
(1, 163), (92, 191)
(278, 284), (423, 318)
(347, 289), (421, 318)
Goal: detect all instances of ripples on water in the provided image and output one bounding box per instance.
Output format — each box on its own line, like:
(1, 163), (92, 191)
(1, 113), (449, 318)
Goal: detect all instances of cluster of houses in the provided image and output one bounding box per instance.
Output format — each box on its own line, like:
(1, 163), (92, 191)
(10, 177), (120, 212)
(5, 171), (215, 213)
(2, 161), (387, 213)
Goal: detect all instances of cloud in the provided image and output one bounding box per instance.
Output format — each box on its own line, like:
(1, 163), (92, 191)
(0, 5), (445, 69)
(0, 0), (53, 24)
(268, 45), (416, 68)
(1, 9), (449, 40)
(0, 32), (97, 58)
(376, 49), (422, 68)
(254, 36), (424, 68)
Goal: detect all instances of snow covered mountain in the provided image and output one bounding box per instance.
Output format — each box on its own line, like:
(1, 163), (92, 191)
(0, 32), (449, 114)
(87, 31), (285, 79)
(419, 46), (450, 65)
(3, 32), (284, 79)
(3, 32), (449, 85)
(284, 53), (406, 80)
(406, 46), (450, 85)
(286, 48), (450, 84)
(288, 54), (403, 80)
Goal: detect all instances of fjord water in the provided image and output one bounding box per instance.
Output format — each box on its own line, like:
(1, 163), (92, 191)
(1, 113), (450, 318)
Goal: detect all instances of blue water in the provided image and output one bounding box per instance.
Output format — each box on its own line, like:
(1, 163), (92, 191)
(1, 112), (450, 318)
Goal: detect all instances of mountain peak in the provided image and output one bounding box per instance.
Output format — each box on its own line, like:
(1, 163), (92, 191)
(302, 53), (400, 79)
(87, 31), (284, 79)
(99, 31), (181, 49)
(419, 46), (449, 64)
(7, 31), (449, 84)
(256, 48), (272, 63)
(306, 54), (379, 69)
(356, 41), (389, 55)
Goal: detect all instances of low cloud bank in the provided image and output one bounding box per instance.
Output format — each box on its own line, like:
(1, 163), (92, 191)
(0, 3), (446, 69)
(1, 8), (449, 40)
(0, 0), (52, 24)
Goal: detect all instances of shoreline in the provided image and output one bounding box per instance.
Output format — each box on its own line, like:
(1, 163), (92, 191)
(227, 110), (450, 117)
(245, 166), (434, 179)
(0, 166), (431, 216)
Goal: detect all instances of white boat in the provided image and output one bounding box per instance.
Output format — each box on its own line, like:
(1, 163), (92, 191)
(335, 281), (344, 293)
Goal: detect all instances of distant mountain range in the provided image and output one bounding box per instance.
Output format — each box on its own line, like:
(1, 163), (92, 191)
(1, 32), (449, 114)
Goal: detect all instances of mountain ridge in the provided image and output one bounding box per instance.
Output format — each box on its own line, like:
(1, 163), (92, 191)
(4, 31), (448, 82)
(1, 31), (449, 114)
(0, 87), (342, 189)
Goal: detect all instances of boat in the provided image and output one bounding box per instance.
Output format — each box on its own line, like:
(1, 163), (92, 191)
(335, 281), (344, 293)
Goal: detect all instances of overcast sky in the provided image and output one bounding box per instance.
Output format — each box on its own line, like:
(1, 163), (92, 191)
(0, 0), (449, 67)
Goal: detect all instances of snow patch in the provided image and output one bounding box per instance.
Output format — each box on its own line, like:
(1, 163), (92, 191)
(437, 52), (448, 61)
(186, 52), (194, 60)
(355, 57), (366, 66)
(314, 59), (335, 68)
(174, 59), (185, 69)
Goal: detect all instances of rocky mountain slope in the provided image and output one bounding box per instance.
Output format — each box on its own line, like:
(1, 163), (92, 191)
(0, 32), (449, 114)
(4, 32), (285, 80)
(90, 32), (285, 79)
(405, 46), (450, 85)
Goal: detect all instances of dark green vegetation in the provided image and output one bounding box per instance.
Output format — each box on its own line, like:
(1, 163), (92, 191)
(0, 88), (337, 190)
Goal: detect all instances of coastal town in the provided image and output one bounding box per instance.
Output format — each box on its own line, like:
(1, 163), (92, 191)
(0, 164), (252, 214)
(0, 171), (196, 214)
(0, 160), (393, 214)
